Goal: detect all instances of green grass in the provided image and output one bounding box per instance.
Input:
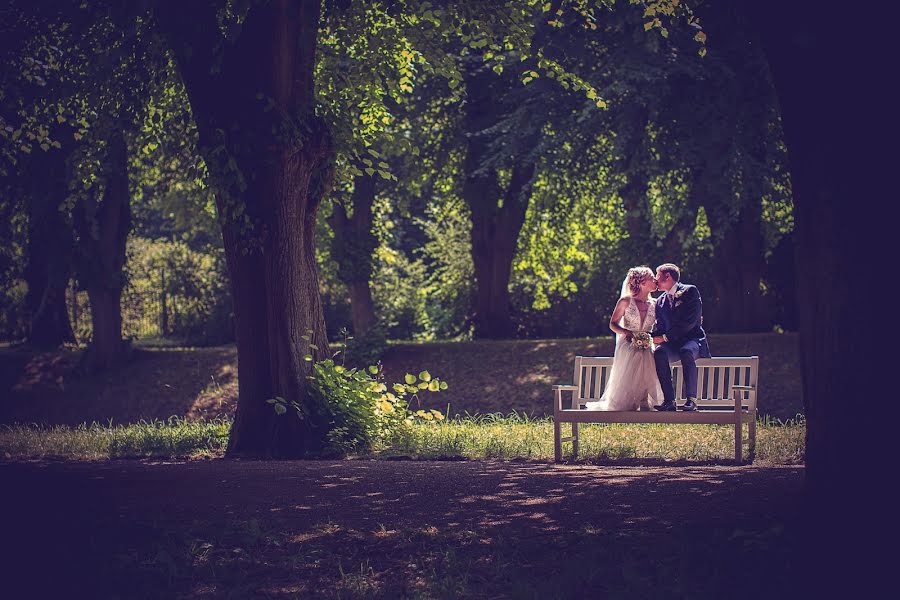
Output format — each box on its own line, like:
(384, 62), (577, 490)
(0, 417), (230, 460)
(0, 413), (804, 464)
(378, 412), (804, 464)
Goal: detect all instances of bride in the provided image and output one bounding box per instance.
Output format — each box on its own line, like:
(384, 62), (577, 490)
(585, 267), (663, 411)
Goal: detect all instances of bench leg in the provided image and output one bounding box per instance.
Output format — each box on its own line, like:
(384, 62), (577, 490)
(554, 418), (562, 462)
(733, 390), (743, 464)
(572, 423), (580, 460)
(748, 411), (757, 461)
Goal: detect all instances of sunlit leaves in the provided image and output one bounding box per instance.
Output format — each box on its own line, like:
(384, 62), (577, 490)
(633, 0), (706, 56)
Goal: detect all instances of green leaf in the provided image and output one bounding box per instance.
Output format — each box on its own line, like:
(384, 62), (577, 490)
(404, 373), (416, 385)
(418, 371), (431, 382)
(393, 383), (407, 394)
(428, 380), (440, 392)
(439, 381), (448, 390)
(417, 381), (429, 390)
(368, 365), (379, 374)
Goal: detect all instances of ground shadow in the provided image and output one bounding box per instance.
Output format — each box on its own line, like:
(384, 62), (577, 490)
(1, 458), (804, 598)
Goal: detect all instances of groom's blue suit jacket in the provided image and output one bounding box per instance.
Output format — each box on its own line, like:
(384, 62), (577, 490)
(651, 282), (711, 358)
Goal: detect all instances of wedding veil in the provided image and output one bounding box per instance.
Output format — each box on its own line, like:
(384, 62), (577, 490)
(615, 273), (631, 342)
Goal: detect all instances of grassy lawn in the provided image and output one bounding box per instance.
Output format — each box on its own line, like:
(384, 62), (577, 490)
(0, 335), (806, 598)
(0, 414), (804, 464)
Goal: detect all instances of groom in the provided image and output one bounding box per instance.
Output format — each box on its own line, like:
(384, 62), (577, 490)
(650, 263), (711, 411)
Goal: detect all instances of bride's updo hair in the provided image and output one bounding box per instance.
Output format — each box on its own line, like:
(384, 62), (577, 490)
(626, 266), (655, 297)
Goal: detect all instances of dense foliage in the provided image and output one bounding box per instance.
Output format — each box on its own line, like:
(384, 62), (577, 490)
(1, 0), (789, 457)
(269, 355), (447, 456)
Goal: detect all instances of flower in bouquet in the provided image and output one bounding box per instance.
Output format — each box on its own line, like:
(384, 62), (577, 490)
(630, 331), (652, 350)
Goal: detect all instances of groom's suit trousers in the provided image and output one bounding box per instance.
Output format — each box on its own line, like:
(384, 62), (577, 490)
(654, 340), (701, 401)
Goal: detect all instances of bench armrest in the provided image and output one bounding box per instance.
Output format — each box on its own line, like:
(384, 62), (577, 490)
(731, 385), (757, 413)
(553, 385), (580, 412)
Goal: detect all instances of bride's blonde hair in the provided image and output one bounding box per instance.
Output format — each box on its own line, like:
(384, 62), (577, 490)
(626, 266), (655, 297)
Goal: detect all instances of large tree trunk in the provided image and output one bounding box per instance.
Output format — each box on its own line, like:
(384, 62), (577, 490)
(157, 0), (332, 457)
(743, 1), (873, 492)
(660, 180), (699, 264)
(75, 128), (131, 372)
(467, 162), (535, 339)
(620, 175), (651, 255)
(24, 146), (75, 348)
(617, 108), (655, 262)
(329, 173), (378, 336)
(704, 199), (771, 332)
(461, 66), (536, 339)
(743, 0), (883, 591)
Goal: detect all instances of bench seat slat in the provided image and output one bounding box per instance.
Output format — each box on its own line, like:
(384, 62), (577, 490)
(556, 409), (752, 425)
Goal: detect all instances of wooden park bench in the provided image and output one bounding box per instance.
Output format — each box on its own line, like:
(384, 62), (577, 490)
(553, 356), (759, 463)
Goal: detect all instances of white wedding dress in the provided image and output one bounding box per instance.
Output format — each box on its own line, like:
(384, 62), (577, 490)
(585, 297), (663, 411)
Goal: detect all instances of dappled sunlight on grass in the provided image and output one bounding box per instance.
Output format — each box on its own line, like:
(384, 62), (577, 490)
(0, 413), (804, 464)
(0, 418), (229, 459)
(377, 413), (805, 464)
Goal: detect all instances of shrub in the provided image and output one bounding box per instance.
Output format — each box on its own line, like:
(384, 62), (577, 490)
(269, 357), (447, 456)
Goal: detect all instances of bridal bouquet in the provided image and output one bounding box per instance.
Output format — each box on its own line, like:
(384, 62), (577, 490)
(631, 331), (652, 350)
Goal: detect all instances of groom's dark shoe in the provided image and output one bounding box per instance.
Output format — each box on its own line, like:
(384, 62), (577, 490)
(654, 400), (677, 411)
(680, 398), (698, 412)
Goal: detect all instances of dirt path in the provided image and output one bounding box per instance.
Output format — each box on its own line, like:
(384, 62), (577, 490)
(1, 460), (804, 599)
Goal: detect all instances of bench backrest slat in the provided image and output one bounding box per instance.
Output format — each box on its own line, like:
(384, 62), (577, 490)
(573, 356), (758, 408)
